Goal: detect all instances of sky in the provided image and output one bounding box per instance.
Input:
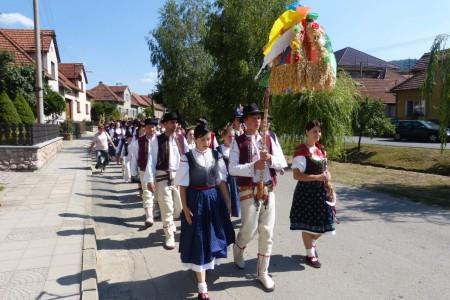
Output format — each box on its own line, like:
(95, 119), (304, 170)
(1, 0), (450, 95)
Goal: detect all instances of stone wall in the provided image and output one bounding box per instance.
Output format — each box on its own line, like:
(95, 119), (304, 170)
(0, 137), (63, 171)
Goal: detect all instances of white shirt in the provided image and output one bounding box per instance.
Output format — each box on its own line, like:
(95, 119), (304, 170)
(229, 133), (287, 183)
(219, 144), (231, 158)
(92, 132), (110, 151)
(143, 133), (182, 183)
(174, 148), (228, 187)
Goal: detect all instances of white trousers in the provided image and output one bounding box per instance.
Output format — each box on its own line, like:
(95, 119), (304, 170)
(155, 170), (182, 229)
(139, 171), (154, 209)
(123, 156), (131, 181)
(236, 190), (276, 256)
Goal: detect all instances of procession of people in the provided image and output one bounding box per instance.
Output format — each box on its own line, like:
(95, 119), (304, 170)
(90, 104), (337, 300)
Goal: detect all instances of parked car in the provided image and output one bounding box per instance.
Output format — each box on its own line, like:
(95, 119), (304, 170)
(394, 120), (450, 142)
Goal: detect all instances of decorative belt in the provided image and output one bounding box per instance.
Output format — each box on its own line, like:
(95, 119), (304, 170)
(155, 171), (172, 185)
(190, 186), (216, 191)
(238, 182), (274, 210)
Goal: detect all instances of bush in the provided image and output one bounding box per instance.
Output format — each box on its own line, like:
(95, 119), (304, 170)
(44, 87), (65, 118)
(60, 120), (74, 134)
(0, 91), (21, 124)
(13, 94), (35, 124)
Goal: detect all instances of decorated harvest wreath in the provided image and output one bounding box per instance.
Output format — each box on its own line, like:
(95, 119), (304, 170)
(257, 1), (337, 94)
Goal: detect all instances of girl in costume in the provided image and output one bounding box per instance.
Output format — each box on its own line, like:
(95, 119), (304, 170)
(218, 125), (240, 217)
(121, 131), (133, 182)
(289, 120), (336, 268)
(175, 124), (235, 300)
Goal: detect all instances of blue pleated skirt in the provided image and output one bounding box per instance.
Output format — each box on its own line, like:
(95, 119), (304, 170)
(179, 187), (235, 271)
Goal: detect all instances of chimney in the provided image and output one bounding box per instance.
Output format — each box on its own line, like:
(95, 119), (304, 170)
(99, 81), (103, 85)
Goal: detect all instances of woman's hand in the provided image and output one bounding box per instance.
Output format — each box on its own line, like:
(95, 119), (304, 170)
(183, 208), (193, 225)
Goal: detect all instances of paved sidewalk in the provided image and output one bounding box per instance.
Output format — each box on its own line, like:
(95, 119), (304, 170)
(0, 135), (94, 300)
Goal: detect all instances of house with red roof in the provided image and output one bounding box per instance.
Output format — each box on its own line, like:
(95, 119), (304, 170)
(88, 82), (137, 118)
(335, 47), (408, 118)
(391, 53), (441, 122)
(0, 28), (91, 122)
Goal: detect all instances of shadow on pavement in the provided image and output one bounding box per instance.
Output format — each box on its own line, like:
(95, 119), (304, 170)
(336, 186), (450, 225)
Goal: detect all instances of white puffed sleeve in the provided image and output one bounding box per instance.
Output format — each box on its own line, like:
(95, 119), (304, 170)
(216, 157), (228, 185)
(292, 156), (307, 173)
(174, 154), (189, 187)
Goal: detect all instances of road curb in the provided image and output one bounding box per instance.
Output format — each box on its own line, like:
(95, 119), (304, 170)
(81, 148), (99, 300)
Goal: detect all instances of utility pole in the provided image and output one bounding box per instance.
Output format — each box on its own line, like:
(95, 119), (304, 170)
(33, 0), (45, 124)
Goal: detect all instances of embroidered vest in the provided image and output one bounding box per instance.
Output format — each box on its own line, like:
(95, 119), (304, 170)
(156, 134), (170, 171)
(235, 134), (277, 187)
(137, 135), (149, 171)
(186, 150), (219, 188)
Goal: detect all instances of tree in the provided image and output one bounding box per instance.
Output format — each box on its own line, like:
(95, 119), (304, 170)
(136, 112), (145, 120)
(0, 91), (22, 125)
(271, 73), (359, 156)
(44, 86), (66, 121)
(90, 101), (117, 122)
(147, 0), (213, 124)
(352, 97), (394, 152)
(143, 107), (154, 118)
(203, 0), (291, 127)
(13, 94), (35, 124)
(423, 34), (450, 150)
(0, 51), (36, 114)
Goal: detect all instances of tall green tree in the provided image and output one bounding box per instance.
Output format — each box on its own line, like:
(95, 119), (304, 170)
(13, 94), (35, 125)
(0, 91), (22, 125)
(352, 97), (394, 152)
(44, 86), (66, 121)
(0, 51), (36, 114)
(148, 0), (213, 124)
(203, 0), (290, 127)
(423, 34), (450, 150)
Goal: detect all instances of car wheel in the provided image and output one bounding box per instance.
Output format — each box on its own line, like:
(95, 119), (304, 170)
(394, 133), (401, 141)
(429, 134), (438, 143)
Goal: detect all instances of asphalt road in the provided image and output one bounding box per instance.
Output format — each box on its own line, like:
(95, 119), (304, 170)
(90, 162), (450, 300)
(348, 136), (445, 149)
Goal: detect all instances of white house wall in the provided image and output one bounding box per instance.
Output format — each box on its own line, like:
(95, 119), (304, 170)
(43, 40), (59, 92)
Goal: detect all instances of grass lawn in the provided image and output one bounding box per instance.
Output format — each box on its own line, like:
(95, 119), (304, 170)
(339, 144), (450, 176)
(329, 161), (450, 208)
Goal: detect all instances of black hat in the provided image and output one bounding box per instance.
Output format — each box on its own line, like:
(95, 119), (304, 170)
(161, 112), (179, 123)
(144, 118), (159, 126)
(233, 106), (244, 118)
(242, 103), (263, 118)
(196, 118), (208, 126)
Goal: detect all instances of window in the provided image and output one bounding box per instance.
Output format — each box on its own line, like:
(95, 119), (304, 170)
(80, 81), (84, 91)
(51, 62), (56, 78)
(77, 101), (81, 113)
(406, 101), (414, 117)
(86, 104), (89, 115)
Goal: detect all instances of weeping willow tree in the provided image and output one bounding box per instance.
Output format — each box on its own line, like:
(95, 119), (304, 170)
(423, 34), (450, 150)
(271, 72), (359, 157)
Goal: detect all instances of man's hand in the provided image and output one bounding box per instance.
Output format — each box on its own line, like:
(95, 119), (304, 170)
(254, 160), (265, 171)
(147, 182), (156, 192)
(260, 150), (271, 161)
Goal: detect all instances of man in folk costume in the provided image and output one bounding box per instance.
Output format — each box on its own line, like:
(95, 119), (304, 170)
(144, 112), (187, 249)
(229, 103), (287, 291)
(134, 118), (158, 229)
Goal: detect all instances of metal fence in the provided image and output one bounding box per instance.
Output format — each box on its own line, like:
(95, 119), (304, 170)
(0, 123), (60, 146)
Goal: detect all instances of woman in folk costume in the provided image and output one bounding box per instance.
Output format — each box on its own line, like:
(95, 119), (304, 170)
(185, 127), (196, 150)
(229, 103), (287, 292)
(113, 121), (126, 164)
(121, 130), (133, 182)
(175, 124), (235, 300)
(290, 120), (336, 268)
(218, 124), (240, 217)
(196, 118), (219, 149)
